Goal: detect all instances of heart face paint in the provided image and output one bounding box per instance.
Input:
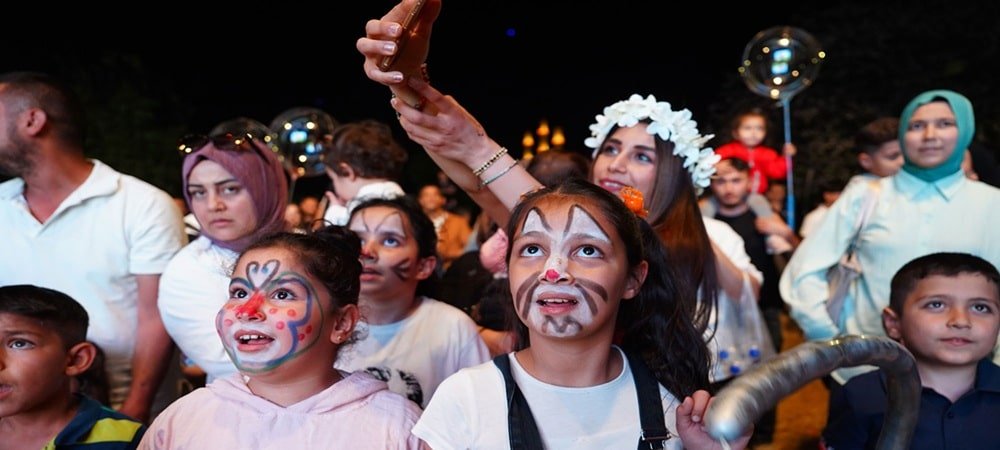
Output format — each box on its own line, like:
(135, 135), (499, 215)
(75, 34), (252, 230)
(508, 200), (625, 339)
(217, 247), (327, 373)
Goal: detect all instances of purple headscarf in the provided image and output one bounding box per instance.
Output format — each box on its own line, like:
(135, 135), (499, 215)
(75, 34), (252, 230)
(182, 140), (289, 252)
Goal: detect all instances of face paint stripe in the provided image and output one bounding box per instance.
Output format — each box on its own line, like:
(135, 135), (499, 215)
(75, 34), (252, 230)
(570, 205), (611, 244)
(390, 259), (414, 281)
(575, 279), (609, 304)
(542, 316), (582, 334)
(575, 283), (599, 316)
(516, 275), (541, 318)
(527, 207), (553, 232)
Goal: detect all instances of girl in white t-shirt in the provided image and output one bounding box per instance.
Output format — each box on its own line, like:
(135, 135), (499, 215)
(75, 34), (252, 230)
(337, 196), (489, 408)
(412, 179), (751, 449)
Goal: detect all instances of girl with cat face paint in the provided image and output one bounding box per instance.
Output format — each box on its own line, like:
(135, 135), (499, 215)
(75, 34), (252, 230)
(412, 179), (751, 449)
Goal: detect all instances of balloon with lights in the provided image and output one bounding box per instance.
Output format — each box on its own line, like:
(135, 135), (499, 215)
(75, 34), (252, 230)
(269, 107), (339, 200)
(739, 26), (824, 229)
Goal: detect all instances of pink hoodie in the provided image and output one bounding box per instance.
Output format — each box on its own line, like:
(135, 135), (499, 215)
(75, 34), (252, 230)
(140, 371), (422, 449)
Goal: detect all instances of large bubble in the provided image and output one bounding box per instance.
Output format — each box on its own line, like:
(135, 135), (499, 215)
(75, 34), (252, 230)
(270, 107), (339, 177)
(739, 26), (824, 101)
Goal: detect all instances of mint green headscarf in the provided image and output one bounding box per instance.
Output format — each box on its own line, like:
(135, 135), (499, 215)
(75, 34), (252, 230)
(898, 89), (975, 182)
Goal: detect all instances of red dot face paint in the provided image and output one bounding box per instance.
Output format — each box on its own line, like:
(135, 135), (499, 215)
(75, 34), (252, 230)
(221, 254), (332, 374)
(235, 292), (266, 318)
(545, 269), (560, 281)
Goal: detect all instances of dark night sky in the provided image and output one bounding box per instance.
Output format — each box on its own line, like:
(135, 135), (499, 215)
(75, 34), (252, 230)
(1, 1), (806, 142)
(3, 0), (998, 198)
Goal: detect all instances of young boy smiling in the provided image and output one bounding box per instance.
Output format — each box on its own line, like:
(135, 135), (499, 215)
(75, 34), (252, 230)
(823, 252), (1000, 449)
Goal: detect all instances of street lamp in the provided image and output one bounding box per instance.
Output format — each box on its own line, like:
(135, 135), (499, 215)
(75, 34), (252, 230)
(522, 119), (565, 160)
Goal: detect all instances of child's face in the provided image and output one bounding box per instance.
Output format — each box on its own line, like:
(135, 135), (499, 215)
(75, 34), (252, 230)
(348, 205), (435, 304)
(903, 101), (959, 169)
(590, 124), (658, 202)
(734, 115), (767, 148)
(860, 140), (903, 177)
(507, 198), (644, 340)
(0, 313), (76, 418)
(187, 160), (259, 242)
(884, 273), (1000, 369)
(218, 247), (334, 374)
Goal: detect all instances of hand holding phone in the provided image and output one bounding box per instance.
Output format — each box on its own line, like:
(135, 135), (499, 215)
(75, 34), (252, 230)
(378, 0), (428, 72)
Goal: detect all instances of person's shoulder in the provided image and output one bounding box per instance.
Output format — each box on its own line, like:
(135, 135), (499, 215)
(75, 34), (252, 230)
(975, 358), (1000, 390)
(965, 178), (1000, 197)
(0, 176), (24, 200)
(94, 160), (171, 198)
(419, 297), (478, 323)
(441, 358), (501, 387)
(841, 369), (887, 397)
(702, 216), (744, 242)
(714, 142), (741, 154)
(164, 236), (228, 270)
(58, 395), (145, 448)
(351, 374), (423, 419)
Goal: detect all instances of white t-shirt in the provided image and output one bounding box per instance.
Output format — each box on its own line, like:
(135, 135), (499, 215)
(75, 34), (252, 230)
(703, 217), (765, 383)
(159, 235), (240, 382)
(335, 297), (490, 408)
(0, 160), (185, 404)
(412, 347), (684, 450)
(798, 204), (829, 239)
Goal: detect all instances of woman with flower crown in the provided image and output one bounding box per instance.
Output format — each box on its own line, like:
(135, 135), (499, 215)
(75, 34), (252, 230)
(359, 0), (764, 377)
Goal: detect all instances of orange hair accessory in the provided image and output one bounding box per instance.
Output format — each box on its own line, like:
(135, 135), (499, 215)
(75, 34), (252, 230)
(619, 186), (648, 218)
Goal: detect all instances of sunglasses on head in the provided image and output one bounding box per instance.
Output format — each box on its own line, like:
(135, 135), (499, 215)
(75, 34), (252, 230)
(177, 132), (267, 158)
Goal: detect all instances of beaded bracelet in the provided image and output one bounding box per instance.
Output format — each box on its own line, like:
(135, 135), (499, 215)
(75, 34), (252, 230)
(472, 147), (508, 177)
(479, 159), (520, 189)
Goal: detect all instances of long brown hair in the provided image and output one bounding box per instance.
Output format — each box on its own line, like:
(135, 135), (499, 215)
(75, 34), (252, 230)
(603, 123), (718, 336)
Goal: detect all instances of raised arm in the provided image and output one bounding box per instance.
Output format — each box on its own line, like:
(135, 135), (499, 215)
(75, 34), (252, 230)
(357, 0), (442, 111)
(357, 2), (542, 226)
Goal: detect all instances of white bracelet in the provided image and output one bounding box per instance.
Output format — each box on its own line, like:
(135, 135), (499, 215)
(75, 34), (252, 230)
(479, 159), (519, 189)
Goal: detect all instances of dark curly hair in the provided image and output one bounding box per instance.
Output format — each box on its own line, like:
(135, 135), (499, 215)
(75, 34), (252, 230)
(243, 225), (362, 309)
(324, 120), (408, 180)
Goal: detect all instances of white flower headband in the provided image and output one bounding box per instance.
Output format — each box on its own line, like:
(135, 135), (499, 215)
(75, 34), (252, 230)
(584, 94), (719, 193)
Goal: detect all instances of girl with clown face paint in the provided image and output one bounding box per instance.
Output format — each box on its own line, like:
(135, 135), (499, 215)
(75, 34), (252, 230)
(141, 227), (424, 449)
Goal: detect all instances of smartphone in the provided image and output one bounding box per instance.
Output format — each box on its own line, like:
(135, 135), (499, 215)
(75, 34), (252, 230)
(378, 0), (428, 71)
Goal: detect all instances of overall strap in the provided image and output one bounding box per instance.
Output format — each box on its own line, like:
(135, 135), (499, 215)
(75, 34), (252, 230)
(626, 351), (671, 449)
(494, 354), (545, 449)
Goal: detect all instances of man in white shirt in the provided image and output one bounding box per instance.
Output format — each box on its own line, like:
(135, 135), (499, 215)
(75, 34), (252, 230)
(0, 72), (185, 421)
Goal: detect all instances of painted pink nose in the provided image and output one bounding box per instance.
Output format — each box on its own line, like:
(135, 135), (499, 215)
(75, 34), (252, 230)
(545, 269), (560, 281)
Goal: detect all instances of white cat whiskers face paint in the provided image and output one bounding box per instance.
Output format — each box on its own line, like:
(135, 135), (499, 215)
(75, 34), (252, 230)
(508, 199), (632, 339)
